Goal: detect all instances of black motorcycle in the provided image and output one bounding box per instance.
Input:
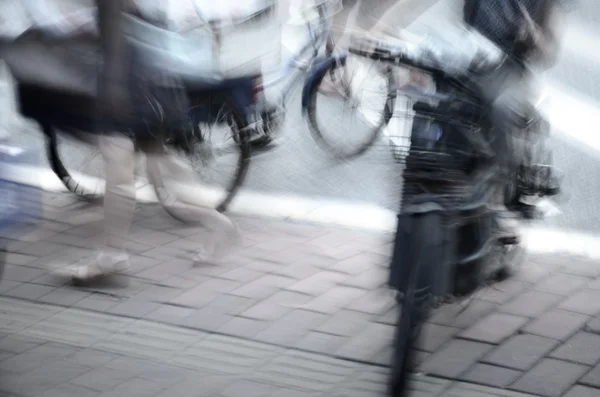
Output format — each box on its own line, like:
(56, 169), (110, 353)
(340, 36), (559, 396)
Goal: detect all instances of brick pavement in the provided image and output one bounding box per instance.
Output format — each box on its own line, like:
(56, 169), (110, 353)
(0, 193), (600, 396)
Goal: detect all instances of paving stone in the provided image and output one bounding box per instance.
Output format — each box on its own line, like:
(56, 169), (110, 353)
(155, 375), (233, 397)
(315, 309), (372, 337)
(107, 298), (161, 318)
(340, 267), (387, 290)
(346, 289), (396, 315)
(26, 342), (81, 358)
(3, 265), (46, 282)
(0, 350), (59, 373)
(415, 323), (459, 352)
(550, 332), (600, 365)
(68, 349), (122, 367)
(3, 253), (38, 266)
(134, 285), (183, 303)
(429, 299), (498, 329)
(459, 313), (529, 344)
(286, 272), (348, 296)
(558, 258), (600, 278)
(301, 286), (367, 314)
(444, 381), (538, 397)
(272, 264), (322, 281)
(0, 280), (21, 294)
(138, 365), (197, 386)
(329, 252), (388, 275)
(482, 334), (559, 370)
(31, 273), (70, 288)
(563, 385), (600, 397)
(534, 274), (589, 296)
(240, 291), (311, 321)
(335, 322), (395, 362)
(221, 379), (281, 397)
(145, 304), (195, 325)
(3, 283), (56, 301)
(181, 305), (233, 332)
(559, 290), (600, 316)
(15, 241), (65, 257)
(127, 230), (181, 246)
(475, 279), (530, 304)
(73, 294), (121, 312)
(70, 367), (136, 391)
(586, 277), (600, 291)
(102, 376), (168, 397)
(420, 340), (494, 378)
(219, 267), (265, 283)
(523, 309), (589, 340)
(296, 331), (348, 355)
(25, 360), (91, 386)
(203, 294), (256, 316)
(229, 279), (281, 300)
(510, 358), (589, 397)
(40, 383), (100, 397)
(169, 286), (219, 309)
(38, 288), (92, 306)
(461, 363), (522, 388)
(580, 361), (600, 387)
(499, 290), (563, 318)
(218, 316), (270, 339)
(0, 334), (45, 354)
(254, 310), (329, 346)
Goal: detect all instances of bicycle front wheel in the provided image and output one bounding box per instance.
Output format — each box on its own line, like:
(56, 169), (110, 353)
(305, 56), (396, 159)
(388, 212), (441, 396)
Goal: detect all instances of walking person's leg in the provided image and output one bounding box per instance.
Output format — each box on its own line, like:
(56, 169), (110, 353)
(65, 133), (136, 280)
(144, 146), (240, 263)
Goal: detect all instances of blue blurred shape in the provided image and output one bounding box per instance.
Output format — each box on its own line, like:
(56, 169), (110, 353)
(0, 143), (42, 233)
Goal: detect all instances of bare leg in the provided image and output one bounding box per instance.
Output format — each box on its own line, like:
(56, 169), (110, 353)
(100, 134), (136, 252)
(62, 133), (135, 281)
(145, 150), (239, 260)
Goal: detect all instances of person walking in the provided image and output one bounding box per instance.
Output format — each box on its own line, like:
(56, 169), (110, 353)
(60, 0), (240, 281)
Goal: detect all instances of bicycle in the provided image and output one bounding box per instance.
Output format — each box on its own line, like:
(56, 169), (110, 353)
(334, 36), (559, 396)
(3, 2), (287, 215)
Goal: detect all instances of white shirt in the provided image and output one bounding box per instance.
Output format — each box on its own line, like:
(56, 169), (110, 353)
(0, 0), (274, 39)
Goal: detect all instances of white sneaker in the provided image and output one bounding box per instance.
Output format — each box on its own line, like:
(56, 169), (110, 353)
(61, 250), (131, 281)
(194, 222), (243, 265)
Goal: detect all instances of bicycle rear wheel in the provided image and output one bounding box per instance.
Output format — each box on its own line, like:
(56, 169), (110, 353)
(45, 102), (251, 213)
(305, 56), (396, 159)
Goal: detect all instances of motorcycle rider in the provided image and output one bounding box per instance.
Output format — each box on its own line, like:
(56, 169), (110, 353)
(464, 0), (569, 239)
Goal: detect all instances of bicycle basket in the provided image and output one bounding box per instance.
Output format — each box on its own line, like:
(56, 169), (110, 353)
(390, 93), (487, 170)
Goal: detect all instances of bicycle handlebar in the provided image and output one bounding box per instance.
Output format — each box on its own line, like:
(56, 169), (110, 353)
(348, 38), (503, 80)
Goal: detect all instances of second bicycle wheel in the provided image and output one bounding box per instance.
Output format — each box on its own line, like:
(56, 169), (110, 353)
(388, 211), (444, 396)
(305, 56), (396, 159)
(147, 100), (251, 215)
